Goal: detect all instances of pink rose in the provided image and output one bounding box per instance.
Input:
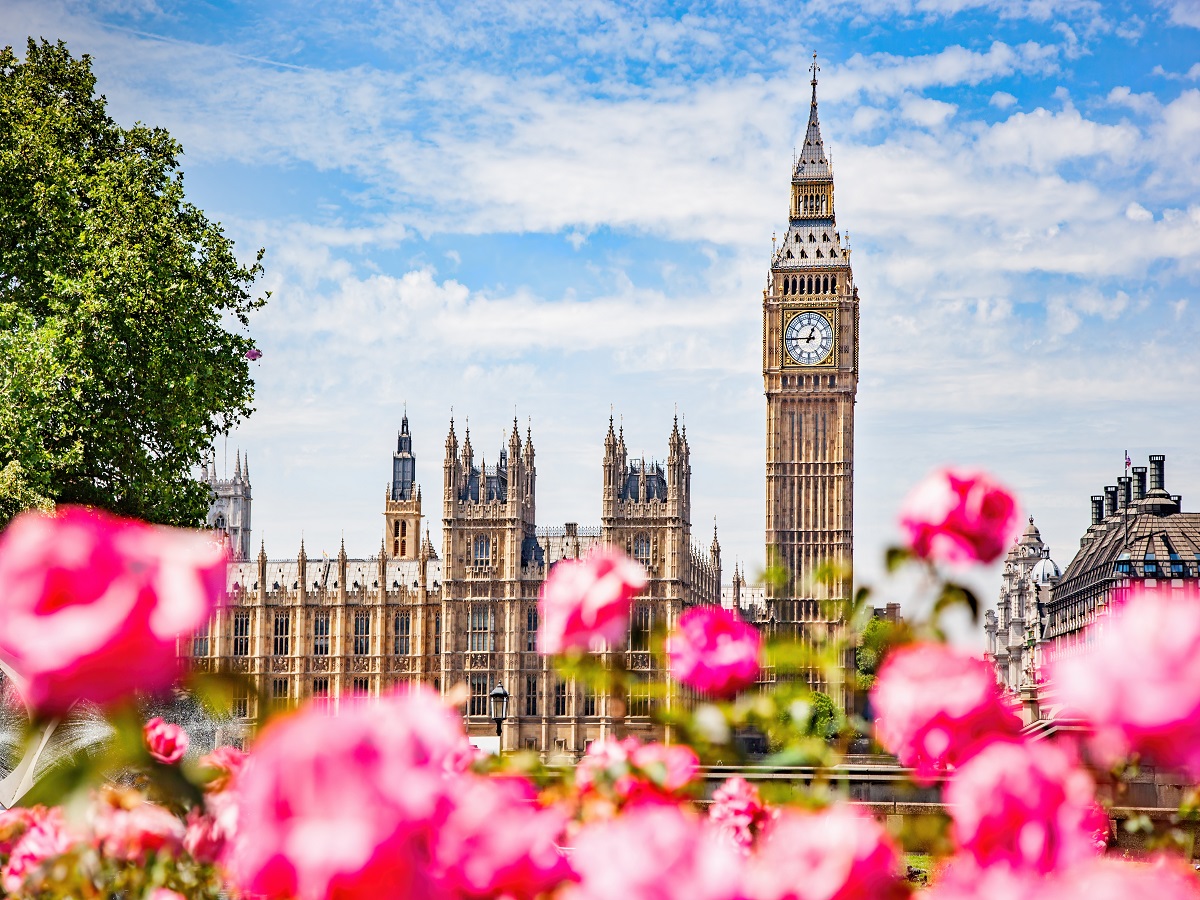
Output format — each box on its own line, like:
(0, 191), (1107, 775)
(946, 739), (1104, 873)
(1066, 856), (1200, 899)
(1, 807), (75, 893)
(745, 805), (906, 900)
(229, 686), (471, 900)
(90, 792), (185, 862)
(708, 776), (772, 853)
(199, 744), (247, 793)
(1051, 590), (1200, 779)
(538, 547), (647, 655)
(667, 605), (762, 698)
(0, 507), (226, 714)
(431, 775), (575, 898)
(0, 806), (42, 857)
(627, 742), (700, 801)
(565, 803), (743, 900)
(898, 469), (1021, 565)
(871, 642), (1021, 783)
(930, 856), (1200, 900)
(144, 717), (189, 764)
(183, 789), (238, 866)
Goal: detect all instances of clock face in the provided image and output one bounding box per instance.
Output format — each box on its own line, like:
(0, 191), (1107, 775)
(784, 311), (834, 365)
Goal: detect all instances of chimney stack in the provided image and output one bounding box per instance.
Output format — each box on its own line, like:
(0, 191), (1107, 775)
(1149, 454), (1166, 492)
(1118, 476), (1132, 510)
(1104, 486), (1118, 517)
(1090, 495), (1105, 525)
(1132, 466), (1147, 501)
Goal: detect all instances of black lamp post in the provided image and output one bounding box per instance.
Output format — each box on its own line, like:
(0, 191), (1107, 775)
(488, 682), (509, 738)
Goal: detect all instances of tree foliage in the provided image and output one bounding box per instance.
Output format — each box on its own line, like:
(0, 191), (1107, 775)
(0, 39), (266, 527)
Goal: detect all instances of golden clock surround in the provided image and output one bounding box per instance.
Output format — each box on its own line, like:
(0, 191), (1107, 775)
(781, 306), (839, 368)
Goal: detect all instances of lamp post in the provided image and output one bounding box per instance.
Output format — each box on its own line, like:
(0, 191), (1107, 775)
(488, 682), (509, 740)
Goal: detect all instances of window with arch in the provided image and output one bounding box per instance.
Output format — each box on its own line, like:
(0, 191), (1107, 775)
(216, 515), (226, 529)
(473, 535), (491, 563)
(400, 521), (407, 537)
(468, 605), (494, 652)
(632, 534), (651, 566)
(393, 521), (400, 538)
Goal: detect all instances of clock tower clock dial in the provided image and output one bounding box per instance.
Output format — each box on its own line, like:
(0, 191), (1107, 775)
(762, 55), (859, 704)
(784, 311), (835, 365)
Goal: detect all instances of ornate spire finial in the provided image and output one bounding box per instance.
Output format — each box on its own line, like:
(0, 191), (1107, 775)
(810, 51), (820, 103)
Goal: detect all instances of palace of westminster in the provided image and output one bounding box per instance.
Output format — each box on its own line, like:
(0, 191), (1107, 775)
(190, 60), (1200, 753)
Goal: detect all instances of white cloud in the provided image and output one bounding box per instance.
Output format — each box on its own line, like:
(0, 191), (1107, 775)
(1126, 202), (1153, 221)
(990, 90), (1018, 107)
(1156, 0), (1200, 27)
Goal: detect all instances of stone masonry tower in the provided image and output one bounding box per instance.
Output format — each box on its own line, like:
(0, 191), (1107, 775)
(383, 413), (422, 560)
(763, 55), (858, 606)
(203, 450), (252, 561)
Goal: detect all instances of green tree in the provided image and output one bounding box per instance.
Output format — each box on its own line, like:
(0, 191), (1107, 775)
(0, 39), (266, 528)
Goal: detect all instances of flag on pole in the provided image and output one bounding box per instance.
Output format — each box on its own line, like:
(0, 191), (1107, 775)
(1125, 450), (1132, 471)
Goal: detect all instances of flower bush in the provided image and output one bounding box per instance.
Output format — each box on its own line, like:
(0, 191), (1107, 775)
(2, 485), (1200, 899)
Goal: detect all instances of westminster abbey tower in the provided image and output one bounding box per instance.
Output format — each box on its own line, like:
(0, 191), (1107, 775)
(763, 56), (858, 606)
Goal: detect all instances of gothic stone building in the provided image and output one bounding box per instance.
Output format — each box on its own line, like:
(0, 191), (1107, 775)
(189, 415), (721, 755)
(986, 454), (1200, 724)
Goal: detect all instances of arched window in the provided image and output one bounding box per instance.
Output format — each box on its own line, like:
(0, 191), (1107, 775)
(799, 276), (806, 294)
(400, 521), (407, 537)
(807, 276), (814, 293)
(216, 515), (226, 529)
(393, 521), (400, 538)
(831, 275), (837, 291)
(823, 275), (829, 293)
(633, 534), (651, 567)
(474, 535), (491, 563)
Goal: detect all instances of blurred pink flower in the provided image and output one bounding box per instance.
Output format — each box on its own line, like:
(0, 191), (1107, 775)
(745, 804), (906, 900)
(199, 744), (247, 793)
(931, 855), (1200, 900)
(0, 806), (43, 857)
(898, 468), (1020, 565)
(626, 742), (700, 801)
(946, 739), (1104, 873)
(538, 547), (647, 655)
(245, 348), (263, 360)
(184, 785), (239, 865)
(229, 686), (471, 900)
(871, 642), (1021, 783)
(144, 717), (189, 764)
(667, 605), (762, 698)
(0, 507), (226, 714)
(90, 794), (184, 862)
(1052, 590), (1200, 779)
(565, 803), (743, 900)
(1, 808), (74, 894)
(708, 776), (772, 853)
(432, 775), (575, 898)
(1066, 856), (1200, 899)
(149, 890), (188, 900)
(574, 738), (699, 807)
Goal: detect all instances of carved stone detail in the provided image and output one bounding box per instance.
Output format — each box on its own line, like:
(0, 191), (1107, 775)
(232, 658), (250, 674)
(352, 657), (371, 673)
(630, 652), (652, 670)
(311, 657), (329, 672)
(270, 656), (291, 673)
(391, 657), (412, 673)
(468, 653), (490, 669)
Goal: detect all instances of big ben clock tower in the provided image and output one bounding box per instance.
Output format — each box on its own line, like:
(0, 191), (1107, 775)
(764, 55), (858, 608)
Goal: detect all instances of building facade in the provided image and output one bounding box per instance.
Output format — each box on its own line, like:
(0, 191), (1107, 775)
(986, 454), (1200, 713)
(202, 452), (252, 561)
(760, 58), (859, 703)
(193, 416), (722, 755)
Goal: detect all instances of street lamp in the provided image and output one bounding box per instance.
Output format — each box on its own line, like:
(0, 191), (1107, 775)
(488, 682), (509, 738)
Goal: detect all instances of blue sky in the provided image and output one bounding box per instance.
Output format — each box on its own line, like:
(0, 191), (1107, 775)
(6, 0), (1200, 614)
